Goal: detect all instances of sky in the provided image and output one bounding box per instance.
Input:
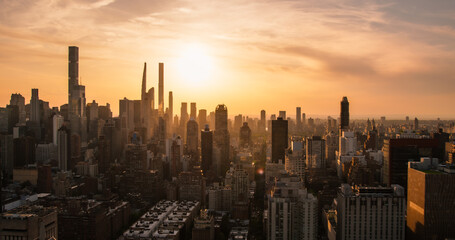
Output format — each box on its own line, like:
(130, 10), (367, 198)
(1, 0), (455, 119)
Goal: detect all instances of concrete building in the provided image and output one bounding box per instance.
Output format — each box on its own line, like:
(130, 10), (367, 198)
(208, 184), (232, 212)
(0, 205), (58, 240)
(334, 184), (406, 240)
(407, 158), (455, 240)
(225, 164), (250, 204)
(285, 137), (305, 180)
(340, 96), (349, 130)
(306, 136), (326, 169)
(192, 209), (215, 240)
(267, 173), (318, 240)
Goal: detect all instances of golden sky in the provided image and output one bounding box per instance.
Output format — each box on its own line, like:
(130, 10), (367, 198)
(1, 0), (455, 119)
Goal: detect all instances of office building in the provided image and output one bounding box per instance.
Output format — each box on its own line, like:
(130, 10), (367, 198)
(158, 62), (164, 115)
(407, 158), (455, 240)
(267, 173), (318, 240)
(306, 136), (326, 169)
(340, 96), (349, 130)
(214, 104), (230, 175)
(225, 164), (250, 204)
(272, 117), (288, 163)
(333, 184), (406, 240)
(0, 205), (58, 240)
(239, 122), (252, 148)
(201, 125), (213, 176)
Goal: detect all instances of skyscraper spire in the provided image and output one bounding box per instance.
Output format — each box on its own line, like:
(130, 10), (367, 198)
(141, 62), (147, 101)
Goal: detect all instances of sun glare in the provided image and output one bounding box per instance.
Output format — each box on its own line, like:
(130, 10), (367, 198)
(176, 43), (214, 87)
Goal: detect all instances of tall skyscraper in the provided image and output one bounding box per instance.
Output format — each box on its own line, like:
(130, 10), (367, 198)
(186, 118), (199, 156)
(180, 102), (189, 137)
(158, 62), (164, 115)
(30, 88), (40, 123)
(407, 158), (455, 240)
(201, 125), (213, 176)
(296, 107), (301, 130)
(140, 62), (151, 138)
(57, 125), (71, 171)
(67, 46), (87, 143)
(52, 114), (64, 146)
(214, 104), (230, 175)
(260, 110), (266, 132)
(239, 122), (252, 148)
(190, 102), (197, 119)
(340, 96), (349, 130)
(168, 91), (173, 125)
(198, 109), (207, 128)
(271, 117), (288, 163)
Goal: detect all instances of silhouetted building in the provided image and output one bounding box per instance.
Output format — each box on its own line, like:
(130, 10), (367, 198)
(186, 118), (199, 165)
(214, 104), (230, 175)
(239, 122), (252, 148)
(158, 62), (164, 115)
(272, 117), (288, 163)
(383, 138), (438, 189)
(201, 125), (213, 176)
(13, 135), (36, 167)
(340, 96), (349, 130)
(37, 164), (52, 193)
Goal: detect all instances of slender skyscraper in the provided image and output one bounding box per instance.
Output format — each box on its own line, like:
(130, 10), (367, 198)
(190, 102), (197, 119)
(140, 62), (150, 136)
(158, 62), (164, 115)
(201, 125), (213, 176)
(169, 91), (173, 125)
(340, 96), (349, 130)
(30, 89), (40, 123)
(296, 107), (301, 130)
(260, 110), (266, 132)
(214, 104), (230, 175)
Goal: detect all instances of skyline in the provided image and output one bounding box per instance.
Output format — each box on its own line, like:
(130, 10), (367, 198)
(1, 0), (455, 118)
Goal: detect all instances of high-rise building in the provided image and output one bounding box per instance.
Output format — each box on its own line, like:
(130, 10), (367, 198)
(414, 117), (419, 130)
(180, 102), (189, 136)
(190, 102), (197, 119)
(382, 138), (438, 189)
(214, 104), (230, 175)
(68, 46), (87, 143)
(296, 107), (302, 130)
(208, 184), (232, 211)
(334, 184), (406, 240)
(271, 117), (288, 163)
(168, 91), (173, 125)
(340, 96), (349, 130)
(57, 125), (71, 171)
(239, 122), (252, 148)
(324, 131), (338, 169)
(225, 164), (250, 204)
(198, 109), (207, 128)
(52, 114), (64, 146)
(158, 62), (164, 115)
(407, 158), (455, 240)
(186, 118), (199, 157)
(30, 88), (40, 123)
(267, 174), (318, 240)
(10, 93), (25, 123)
(125, 135), (147, 171)
(306, 136), (326, 169)
(201, 125), (213, 176)
(260, 110), (266, 132)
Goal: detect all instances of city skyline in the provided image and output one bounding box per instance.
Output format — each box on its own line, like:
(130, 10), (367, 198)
(1, 0), (455, 118)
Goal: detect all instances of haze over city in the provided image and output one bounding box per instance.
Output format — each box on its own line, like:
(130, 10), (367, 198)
(1, 0), (455, 118)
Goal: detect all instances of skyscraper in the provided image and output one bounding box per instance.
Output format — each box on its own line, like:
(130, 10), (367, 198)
(158, 62), (164, 115)
(260, 110), (266, 132)
(239, 122), (252, 148)
(30, 88), (40, 123)
(201, 125), (213, 176)
(190, 102), (197, 119)
(296, 107), (301, 130)
(272, 117), (288, 163)
(57, 125), (71, 171)
(340, 96), (349, 130)
(168, 91), (173, 125)
(198, 109), (207, 128)
(214, 104), (230, 175)
(67, 46), (86, 143)
(140, 62), (150, 138)
(186, 118), (199, 156)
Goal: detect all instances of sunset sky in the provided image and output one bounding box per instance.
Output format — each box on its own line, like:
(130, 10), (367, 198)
(1, 0), (455, 119)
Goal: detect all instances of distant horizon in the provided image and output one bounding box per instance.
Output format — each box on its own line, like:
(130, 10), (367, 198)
(2, 1), (455, 119)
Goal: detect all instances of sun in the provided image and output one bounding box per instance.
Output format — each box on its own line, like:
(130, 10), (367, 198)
(176, 43), (214, 86)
